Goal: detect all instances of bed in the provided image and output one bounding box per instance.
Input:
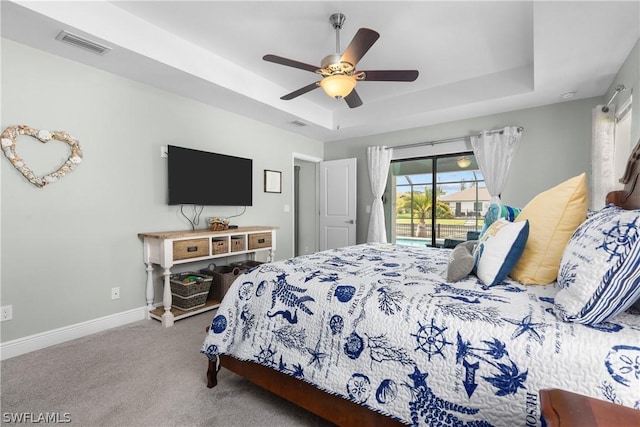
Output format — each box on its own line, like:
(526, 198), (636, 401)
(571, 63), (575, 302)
(202, 141), (640, 427)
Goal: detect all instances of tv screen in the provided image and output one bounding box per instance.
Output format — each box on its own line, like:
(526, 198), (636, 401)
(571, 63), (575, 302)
(168, 145), (253, 206)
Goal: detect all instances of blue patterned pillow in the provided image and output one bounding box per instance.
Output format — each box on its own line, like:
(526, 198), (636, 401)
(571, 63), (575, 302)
(473, 218), (529, 286)
(480, 204), (522, 237)
(555, 205), (640, 324)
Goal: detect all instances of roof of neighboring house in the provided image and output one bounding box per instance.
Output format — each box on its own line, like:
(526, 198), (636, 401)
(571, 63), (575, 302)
(439, 186), (490, 202)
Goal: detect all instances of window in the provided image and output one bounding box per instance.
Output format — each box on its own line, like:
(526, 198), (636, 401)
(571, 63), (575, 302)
(389, 153), (486, 247)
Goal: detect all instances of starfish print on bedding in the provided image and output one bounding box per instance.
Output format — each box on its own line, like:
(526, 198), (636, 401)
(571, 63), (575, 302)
(503, 315), (549, 345)
(306, 339), (328, 368)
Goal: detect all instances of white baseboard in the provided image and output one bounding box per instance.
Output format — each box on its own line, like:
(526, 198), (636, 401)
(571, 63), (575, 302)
(0, 307), (148, 360)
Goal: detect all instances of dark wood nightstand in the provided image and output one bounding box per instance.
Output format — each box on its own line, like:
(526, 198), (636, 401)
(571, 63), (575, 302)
(540, 388), (640, 426)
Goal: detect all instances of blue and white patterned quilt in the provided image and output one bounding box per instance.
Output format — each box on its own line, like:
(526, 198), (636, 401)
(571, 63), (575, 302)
(201, 244), (640, 426)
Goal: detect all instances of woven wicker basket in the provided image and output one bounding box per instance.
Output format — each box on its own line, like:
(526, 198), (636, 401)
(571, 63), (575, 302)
(171, 292), (208, 311)
(170, 272), (212, 297)
(199, 264), (244, 301)
(212, 238), (229, 254)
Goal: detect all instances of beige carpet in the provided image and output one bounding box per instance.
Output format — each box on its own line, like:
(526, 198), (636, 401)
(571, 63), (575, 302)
(1, 313), (333, 426)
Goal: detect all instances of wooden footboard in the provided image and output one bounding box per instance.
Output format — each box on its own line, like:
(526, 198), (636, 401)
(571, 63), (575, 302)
(208, 354), (405, 427)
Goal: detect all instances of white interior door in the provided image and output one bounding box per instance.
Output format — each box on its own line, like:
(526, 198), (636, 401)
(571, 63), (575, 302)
(319, 158), (357, 250)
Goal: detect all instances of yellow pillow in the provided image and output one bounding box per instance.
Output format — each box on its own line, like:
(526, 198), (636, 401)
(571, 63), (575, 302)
(509, 173), (588, 285)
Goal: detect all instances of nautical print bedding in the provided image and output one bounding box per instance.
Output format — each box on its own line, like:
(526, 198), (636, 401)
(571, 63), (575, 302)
(201, 243), (640, 426)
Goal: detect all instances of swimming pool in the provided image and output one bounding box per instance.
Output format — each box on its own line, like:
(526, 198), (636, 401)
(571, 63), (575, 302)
(395, 237), (428, 247)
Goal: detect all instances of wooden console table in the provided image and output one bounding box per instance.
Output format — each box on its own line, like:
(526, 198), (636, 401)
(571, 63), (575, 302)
(540, 388), (640, 426)
(138, 226), (277, 327)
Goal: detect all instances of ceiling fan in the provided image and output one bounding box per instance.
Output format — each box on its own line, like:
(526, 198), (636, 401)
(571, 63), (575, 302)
(263, 13), (419, 108)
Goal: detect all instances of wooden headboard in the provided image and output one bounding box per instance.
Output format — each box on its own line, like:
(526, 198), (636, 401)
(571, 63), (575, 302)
(606, 138), (640, 210)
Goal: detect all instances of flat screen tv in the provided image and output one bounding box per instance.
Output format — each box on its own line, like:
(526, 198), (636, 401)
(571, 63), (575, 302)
(168, 145), (253, 206)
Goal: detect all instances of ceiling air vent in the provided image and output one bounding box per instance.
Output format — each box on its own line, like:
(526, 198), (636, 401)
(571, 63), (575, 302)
(55, 30), (112, 55)
(290, 120), (308, 127)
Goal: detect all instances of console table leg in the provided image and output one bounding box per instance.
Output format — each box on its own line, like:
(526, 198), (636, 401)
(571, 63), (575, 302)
(161, 267), (174, 327)
(144, 262), (154, 317)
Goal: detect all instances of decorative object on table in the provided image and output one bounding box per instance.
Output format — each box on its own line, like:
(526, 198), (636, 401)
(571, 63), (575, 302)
(208, 217), (229, 231)
(0, 125), (83, 188)
(264, 169), (281, 193)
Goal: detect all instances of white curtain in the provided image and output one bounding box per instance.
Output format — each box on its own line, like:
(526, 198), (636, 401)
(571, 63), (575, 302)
(470, 126), (522, 215)
(591, 106), (616, 210)
(366, 146), (392, 243)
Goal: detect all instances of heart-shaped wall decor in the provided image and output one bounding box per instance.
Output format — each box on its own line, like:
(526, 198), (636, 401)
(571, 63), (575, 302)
(1, 125), (83, 188)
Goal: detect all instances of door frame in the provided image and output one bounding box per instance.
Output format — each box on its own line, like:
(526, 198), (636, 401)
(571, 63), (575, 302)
(291, 152), (322, 256)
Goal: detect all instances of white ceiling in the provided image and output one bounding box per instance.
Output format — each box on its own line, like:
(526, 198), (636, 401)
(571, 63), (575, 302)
(2, 1), (639, 142)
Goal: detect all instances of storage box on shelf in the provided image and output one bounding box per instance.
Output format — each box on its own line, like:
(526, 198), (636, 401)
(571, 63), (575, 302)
(138, 226), (277, 327)
(212, 238), (229, 255)
(231, 236), (245, 252)
(249, 232), (271, 250)
(173, 238), (208, 260)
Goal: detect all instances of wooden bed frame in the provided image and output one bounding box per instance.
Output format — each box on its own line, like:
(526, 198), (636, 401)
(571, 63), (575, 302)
(206, 138), (640, 426)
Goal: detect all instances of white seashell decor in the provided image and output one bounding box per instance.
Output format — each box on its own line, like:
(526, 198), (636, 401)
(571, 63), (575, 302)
(0, 125), (83, 188)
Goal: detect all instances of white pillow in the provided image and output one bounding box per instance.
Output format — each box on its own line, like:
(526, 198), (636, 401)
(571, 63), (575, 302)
(555, 205), (640, 324)
(473, 218), (529, 286)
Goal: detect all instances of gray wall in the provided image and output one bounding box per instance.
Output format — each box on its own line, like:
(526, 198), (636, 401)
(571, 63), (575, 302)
(0, 39), (323, 342)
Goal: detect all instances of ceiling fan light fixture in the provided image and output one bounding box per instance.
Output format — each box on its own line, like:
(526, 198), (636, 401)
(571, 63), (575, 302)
(320, 74), (356, 99)
(457, 156), (472, 168)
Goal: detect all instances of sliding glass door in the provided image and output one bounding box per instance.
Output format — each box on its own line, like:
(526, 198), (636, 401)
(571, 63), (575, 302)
(388, 153), (487, 247)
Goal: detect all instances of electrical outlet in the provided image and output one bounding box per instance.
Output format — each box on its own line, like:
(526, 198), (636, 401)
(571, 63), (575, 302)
(1, 305), (13, 321)
(160, 146), (168, 158)
(111, 287), (120, 300)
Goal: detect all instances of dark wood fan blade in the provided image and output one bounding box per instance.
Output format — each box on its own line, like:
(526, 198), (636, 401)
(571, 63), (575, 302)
(344, 89), (363, 108)
(360, 70), (419, 82)
(263, 54), (319, 73)
(281, 82), (320, 100)
(341, 28), (380, 67)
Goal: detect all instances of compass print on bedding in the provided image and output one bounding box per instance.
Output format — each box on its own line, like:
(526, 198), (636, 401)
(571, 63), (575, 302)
(411, 318), (452, 361)
(598, 216), (639, 262)
(254, 343), (278, 368)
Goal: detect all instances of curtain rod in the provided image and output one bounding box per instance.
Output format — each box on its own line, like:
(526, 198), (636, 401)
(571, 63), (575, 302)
(391, 126), (524, 150)
(602, 84), (627, 113)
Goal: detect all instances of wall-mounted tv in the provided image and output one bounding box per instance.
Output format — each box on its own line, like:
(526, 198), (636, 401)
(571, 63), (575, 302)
(168, 145), (253, 206)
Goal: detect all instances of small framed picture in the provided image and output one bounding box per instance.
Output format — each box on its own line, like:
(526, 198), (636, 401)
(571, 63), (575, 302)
(264, 170), (281, 193)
